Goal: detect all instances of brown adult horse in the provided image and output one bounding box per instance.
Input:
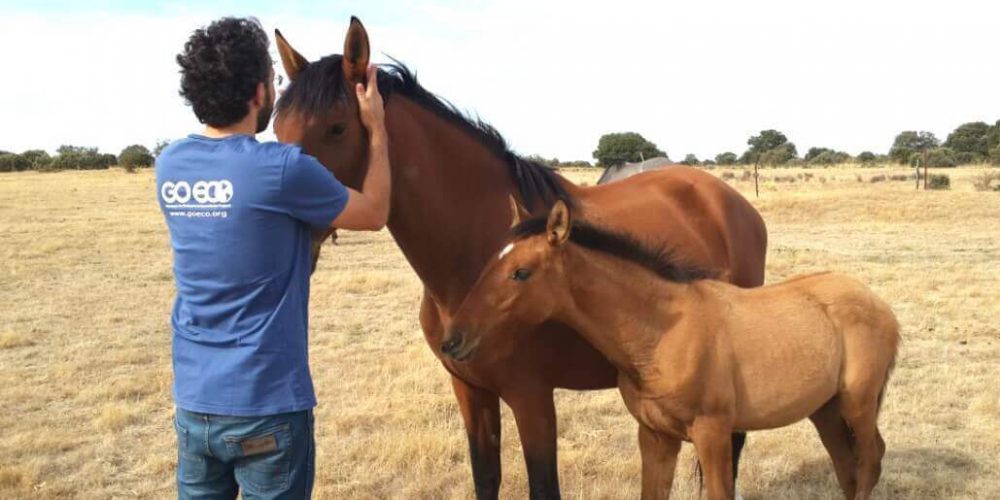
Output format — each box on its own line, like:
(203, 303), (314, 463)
(273, 17), (767, 499)
(443, 201), (900, 500)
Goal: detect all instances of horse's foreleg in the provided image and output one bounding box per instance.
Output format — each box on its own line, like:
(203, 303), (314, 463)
(450, 376), (502, 500)
(638, 424), (681, 500)
(505, 388), (561, 500)
(690, 417), (735, 500)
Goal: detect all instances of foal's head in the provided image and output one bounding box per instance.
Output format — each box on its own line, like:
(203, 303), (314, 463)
(442, 199), (713, 362)
(440, 200), (577, 362)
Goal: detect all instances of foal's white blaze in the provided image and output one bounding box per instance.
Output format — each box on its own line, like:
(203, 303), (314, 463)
(498, 243), (515, 260)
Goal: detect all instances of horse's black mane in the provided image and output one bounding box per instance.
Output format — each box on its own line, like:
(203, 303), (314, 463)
(510, 216), (714, 284)
(276, 55), (572, 210)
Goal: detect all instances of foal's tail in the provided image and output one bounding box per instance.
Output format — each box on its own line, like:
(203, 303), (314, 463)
(875, 305), (902, 416)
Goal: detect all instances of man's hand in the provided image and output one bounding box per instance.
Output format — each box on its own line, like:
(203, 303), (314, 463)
(356, 65), (386, 137)
(330, 64), (392, 232)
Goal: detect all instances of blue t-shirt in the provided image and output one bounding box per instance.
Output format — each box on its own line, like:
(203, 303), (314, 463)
(156, 134), (348, 416)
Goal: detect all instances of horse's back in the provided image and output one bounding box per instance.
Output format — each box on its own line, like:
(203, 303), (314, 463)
(576, 166), (767, 287)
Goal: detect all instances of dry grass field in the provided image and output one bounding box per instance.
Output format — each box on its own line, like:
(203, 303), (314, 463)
(1, 164), (998, 499)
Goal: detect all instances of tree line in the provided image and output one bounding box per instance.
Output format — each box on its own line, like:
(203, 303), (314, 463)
(585, 120), (1000, 168)
(0, 141), (168, 173)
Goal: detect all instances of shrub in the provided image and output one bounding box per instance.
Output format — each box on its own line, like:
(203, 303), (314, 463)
(927, 174), (950, 190)
(809, 150), (852, 165)
(119, 145), (154, 170)
(925, 147), (960, 168)
(870, 174), (886, 183)
(972, 170), (1000, 191)
(720, 171), (736, 180)
(990, 145), (1000, 166)
(0, 153), (30, 172)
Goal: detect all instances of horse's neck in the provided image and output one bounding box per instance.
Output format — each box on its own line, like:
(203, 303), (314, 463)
(558, 250), (687, 379)
(383, 97), (518, 311)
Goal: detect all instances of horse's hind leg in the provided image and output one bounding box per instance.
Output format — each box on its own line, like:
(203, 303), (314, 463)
(809, 398), (857, 498)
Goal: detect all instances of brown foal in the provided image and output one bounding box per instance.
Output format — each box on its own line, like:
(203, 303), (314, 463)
(443, 201), (900, 500)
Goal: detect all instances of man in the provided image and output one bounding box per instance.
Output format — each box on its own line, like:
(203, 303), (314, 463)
(157, 17), (390, 499)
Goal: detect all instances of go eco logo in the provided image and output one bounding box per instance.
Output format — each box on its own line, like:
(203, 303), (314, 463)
(161, 180), (234, 206)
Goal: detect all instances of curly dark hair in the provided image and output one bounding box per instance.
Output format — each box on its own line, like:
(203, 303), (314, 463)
(177, 17), (271, 127)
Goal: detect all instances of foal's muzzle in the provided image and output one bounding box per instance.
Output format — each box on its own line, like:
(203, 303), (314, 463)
(441, 331), (476, 361)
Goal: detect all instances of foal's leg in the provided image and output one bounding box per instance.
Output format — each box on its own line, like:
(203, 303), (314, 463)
(809, 399), (858, 498)
(690, 418), (735, 500)
(638, 424), (681, 500)
(451, 376), (503, 500)
(505, 388), (561, 500)
(840, 396), (884, 500)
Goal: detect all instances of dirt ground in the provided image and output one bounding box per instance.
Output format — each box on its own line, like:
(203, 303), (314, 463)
(1, 164), (997, 498)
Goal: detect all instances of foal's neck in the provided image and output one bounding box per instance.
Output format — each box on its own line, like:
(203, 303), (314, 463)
(557, 248), (690, 380)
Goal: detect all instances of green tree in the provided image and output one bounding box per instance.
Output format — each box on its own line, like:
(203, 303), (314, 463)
(889, 131), (939, 164)
(921, 147), (959, 168)
(0, 153), (30, 172)
(715, 152), (738, 165)
(758, 142), (798, 165)
(809, 150), (852, 165)
(20, 150), (51, 169)
(742, 129), (796, 165)
(856, 151), (877, 164)
(592, 132), (666, 167)
(944, 122), (991, 161)
(681, 154), (699, 166)
(153, 139), (171, 157)
(804, 147), (833, 162)
(119, 145), (154, 169)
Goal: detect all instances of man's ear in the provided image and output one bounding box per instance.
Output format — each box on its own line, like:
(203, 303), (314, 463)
(546, 200), (572, 246)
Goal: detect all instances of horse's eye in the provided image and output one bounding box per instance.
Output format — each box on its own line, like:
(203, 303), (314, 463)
(511, 268), (532, 281)
(329, 124), (346, 136)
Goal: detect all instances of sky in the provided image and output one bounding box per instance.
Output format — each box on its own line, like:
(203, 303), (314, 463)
(1, 0), (997, 162)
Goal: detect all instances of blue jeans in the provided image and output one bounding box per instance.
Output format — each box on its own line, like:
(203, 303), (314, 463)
(174, 408), (314, 499)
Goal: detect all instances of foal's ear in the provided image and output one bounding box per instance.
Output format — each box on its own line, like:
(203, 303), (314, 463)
(274, 29), (309, 82)
(546, 200), (572, 246)
(508, 195), (530, 228)
(342, 16), (371, 84)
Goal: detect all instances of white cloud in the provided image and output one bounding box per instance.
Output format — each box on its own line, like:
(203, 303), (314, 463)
(1, 0), (997, 161)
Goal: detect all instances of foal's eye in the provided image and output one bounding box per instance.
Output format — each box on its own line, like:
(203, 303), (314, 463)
(329, 124), (346, 136)
(511, 268), (532, 281)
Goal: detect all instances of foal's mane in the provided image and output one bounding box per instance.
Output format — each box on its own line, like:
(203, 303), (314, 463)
(276, 55), (573, 210)
(510, 216), (714, 283)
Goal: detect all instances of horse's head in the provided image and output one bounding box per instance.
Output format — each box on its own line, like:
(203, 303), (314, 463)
(273, 17), (373, 190)
(442, 199), (575, 362)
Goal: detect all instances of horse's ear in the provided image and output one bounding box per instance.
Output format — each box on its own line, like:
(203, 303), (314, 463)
(546, 200), (572, 246)
(275, 29), (309, 81)
(342, 16), (370, 84)
(508, 195), (530, 228)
